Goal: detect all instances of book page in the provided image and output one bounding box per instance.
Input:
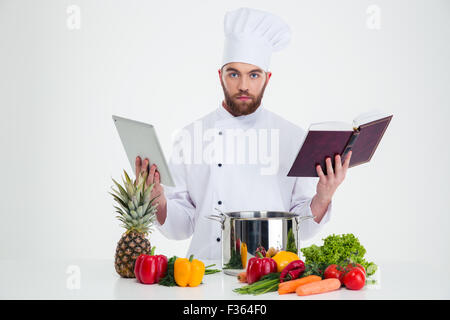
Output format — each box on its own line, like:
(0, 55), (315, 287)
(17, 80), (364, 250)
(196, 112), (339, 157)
(353, 110), (390, 128)
(309, 121), (353, 131)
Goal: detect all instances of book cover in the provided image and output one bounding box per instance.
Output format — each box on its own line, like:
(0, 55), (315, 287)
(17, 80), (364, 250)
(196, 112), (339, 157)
(287, 115), (393, 177)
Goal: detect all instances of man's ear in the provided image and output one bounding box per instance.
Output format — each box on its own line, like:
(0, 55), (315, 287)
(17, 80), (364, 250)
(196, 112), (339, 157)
(265, 71), (272, 85)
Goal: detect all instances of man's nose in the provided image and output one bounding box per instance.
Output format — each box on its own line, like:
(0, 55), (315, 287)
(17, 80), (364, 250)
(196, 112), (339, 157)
(238, 76), (249, 92)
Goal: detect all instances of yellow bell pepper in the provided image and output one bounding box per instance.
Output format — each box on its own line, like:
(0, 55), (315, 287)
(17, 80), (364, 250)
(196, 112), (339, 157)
(174, 256), (205, 287)
(240, 242), (248, 269)
(272, 251), (300, 272)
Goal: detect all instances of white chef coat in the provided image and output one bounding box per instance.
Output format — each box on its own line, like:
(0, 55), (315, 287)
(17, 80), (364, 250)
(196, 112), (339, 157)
(156, 103), (332, 260)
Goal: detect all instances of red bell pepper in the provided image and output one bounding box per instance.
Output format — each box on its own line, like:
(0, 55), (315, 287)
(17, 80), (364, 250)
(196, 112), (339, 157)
(255, 245), (267, 258)
(246, 252), (277, 284)
(134, 247), (168, 284)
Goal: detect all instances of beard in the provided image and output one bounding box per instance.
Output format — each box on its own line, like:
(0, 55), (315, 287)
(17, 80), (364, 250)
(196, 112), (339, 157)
(220, 79), (267, 116)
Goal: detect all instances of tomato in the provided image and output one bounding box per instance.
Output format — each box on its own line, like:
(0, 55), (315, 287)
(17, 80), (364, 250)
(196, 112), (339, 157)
(324, 264), (345, 284)
(356, 263), (366, 275)
(343, 267), (366, 290)
(345, 263), (366, 275)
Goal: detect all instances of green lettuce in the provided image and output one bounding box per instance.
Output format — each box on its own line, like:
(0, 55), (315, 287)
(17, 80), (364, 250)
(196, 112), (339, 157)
(300, 233), (378, 276)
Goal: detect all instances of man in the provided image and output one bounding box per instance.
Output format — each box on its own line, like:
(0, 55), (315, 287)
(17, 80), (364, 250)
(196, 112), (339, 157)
(135, 7), (351, 260)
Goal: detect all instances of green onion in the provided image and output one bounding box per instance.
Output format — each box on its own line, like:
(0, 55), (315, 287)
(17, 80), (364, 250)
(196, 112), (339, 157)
(233, 272), (281, 295)
(204, 263), (221, 275)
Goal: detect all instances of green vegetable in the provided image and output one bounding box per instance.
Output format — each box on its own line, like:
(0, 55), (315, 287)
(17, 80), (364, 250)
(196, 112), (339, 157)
(286, 228), (298, 254)
(223, 249), (243, 269)
(158, 255), (178, 286)
(302, 261), (327, 277)
(300, 233), (378, 276)
(204, 264), (222, 275)
(233, 272), (281, 295)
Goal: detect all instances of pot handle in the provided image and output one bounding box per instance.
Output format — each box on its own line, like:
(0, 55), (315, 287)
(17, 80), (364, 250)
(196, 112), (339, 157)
(294, 215), (316, 232)
(205, 207), (226, 228)
(205, 214), (224, 223)
(296, 215), (315, 223)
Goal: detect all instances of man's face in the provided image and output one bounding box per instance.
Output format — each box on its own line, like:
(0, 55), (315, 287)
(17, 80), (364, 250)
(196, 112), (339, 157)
(219, 62), (271, 116)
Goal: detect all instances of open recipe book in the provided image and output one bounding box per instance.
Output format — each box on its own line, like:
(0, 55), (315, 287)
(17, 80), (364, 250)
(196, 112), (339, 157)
(287, 111), (393, 177)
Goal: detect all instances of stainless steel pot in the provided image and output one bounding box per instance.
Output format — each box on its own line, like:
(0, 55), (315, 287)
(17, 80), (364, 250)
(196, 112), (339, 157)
(206, 209), (315, 276)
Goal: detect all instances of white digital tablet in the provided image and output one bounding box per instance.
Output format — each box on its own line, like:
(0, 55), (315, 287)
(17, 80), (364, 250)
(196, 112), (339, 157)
(112, 115), (175, 187)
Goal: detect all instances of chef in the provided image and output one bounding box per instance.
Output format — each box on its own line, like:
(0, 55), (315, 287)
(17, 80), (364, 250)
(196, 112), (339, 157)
(135, 7), (352, 260)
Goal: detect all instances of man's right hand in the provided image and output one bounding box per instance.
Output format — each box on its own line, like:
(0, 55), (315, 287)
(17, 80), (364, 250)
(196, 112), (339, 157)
(135, 156), (167, 225)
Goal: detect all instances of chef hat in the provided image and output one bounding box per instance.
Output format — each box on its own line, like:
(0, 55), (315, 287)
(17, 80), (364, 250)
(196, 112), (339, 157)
(222, 7), (292, 72)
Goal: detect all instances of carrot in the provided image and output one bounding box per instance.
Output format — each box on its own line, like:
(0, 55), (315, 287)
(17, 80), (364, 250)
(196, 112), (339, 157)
(296, 278), (341, 296)
(277, 275), (321, 295)
(237, 271), (247, 283)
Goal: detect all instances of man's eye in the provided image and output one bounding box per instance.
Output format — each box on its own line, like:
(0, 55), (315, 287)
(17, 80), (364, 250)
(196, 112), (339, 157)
(230, 73), (238, 78)
(250, 73), (259, 79)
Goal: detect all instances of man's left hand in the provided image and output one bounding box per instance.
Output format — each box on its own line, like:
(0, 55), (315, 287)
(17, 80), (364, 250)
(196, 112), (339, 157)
(315, 151), (352, 203)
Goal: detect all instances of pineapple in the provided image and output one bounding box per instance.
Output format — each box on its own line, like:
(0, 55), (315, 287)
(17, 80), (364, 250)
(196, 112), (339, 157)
(110, 170), (159, 278)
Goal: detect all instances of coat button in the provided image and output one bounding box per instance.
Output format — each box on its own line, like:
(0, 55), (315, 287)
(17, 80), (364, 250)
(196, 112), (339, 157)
(218, 131), (222, 135)
(218, 201), (222, 205)
(218, 163), (222, 167)
(216, 237), (221, 242)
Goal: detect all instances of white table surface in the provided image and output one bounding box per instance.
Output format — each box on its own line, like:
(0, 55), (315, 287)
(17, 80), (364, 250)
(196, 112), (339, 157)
(1, 259), (449, 300)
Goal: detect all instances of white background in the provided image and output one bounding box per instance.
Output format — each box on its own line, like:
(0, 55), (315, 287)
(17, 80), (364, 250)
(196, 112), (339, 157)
(1, 0), (449, 275)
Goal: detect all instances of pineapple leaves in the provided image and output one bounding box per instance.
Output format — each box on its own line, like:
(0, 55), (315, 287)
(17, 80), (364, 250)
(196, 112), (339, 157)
(116, 216), (127, 224)
(130, 210), (138, 219)
(143, 182), (154, 202)
(111, 178), (129, 203)
(110, 169), (159, 233)
(111, 193), (129, 213)
(142, 213), (155, 224)
(113, 205), (126, 215)
(123, 169), (133, 186)
(136, 189), (141, 206)
(128, 200), (136, 211)
(124, 179), (135, 197)
(132, 195), (139, 209)
(136, 206), (144, 218)
(136, 170), (147, 191)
